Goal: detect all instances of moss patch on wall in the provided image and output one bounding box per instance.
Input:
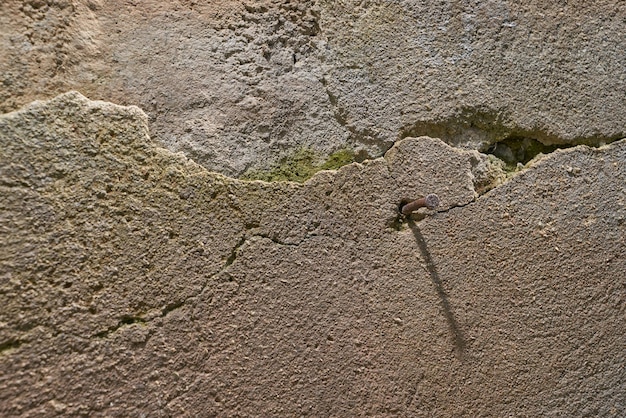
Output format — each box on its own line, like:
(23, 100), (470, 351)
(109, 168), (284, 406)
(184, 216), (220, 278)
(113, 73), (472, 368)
(241, 148), (357, 183)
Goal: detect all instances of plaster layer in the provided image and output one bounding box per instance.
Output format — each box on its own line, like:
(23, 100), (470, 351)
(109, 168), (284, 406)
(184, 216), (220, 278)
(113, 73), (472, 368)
(1, 93), (624, 416)
(1, 1), (625, 176)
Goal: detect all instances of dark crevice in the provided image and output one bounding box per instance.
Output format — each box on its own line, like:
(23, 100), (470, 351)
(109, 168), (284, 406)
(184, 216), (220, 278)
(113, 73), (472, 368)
(225, 235), (247, 268)
(95, 315), (146, 339)
(94, 330), (109, 339)
(8, 235), (272, 346)
(161, 301), (184, 317)
(89, 234), (250, 340)
(253, 233), (300, 247)
(435, 198), (476, 214)
(0, 338), (22, 354)
(479, 134), (623, 191)
(399, 110), (508, 148)
(399, 109), (624, 168)
(486, 136), (575, 166)
(388, 197), (475, 230)
(119, 315), (146, 325)
(156, 235), (250, 321)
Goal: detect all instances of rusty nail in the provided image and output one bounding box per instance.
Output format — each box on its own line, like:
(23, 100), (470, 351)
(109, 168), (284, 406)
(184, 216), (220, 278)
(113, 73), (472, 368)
(400, 194), (440, 215)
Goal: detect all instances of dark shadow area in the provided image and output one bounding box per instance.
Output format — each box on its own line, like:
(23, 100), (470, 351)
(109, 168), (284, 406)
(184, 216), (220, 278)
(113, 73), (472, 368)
(408, 220), (466, 358)
(486, 136), (574, 166)
(0, 338), (22, 354)
(399, 109), (623, 169)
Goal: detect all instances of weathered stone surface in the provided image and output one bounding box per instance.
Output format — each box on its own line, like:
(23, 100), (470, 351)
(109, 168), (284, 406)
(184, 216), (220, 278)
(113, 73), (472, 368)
(1, 93), (624, 416)
(320, 0), (626, 148)
(1, 1), (624, 176)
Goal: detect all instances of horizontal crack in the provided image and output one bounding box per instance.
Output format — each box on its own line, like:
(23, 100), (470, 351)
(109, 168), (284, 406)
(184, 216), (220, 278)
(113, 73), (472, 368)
(435, 198), (477, 214)
(94, 315), (147, 339)
(160, 301), (184, 318)
(400, 109), (625, 165)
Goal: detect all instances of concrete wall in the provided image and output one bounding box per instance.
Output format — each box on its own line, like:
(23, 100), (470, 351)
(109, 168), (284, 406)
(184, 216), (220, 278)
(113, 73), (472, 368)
(1, 1), (625, 416)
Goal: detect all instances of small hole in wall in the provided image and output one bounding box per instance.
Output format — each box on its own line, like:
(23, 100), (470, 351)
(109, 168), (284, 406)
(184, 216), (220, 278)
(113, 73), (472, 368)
(120, 316), (145, 325)
(386, 202), (428, 231)
(486, 136), (574, 166)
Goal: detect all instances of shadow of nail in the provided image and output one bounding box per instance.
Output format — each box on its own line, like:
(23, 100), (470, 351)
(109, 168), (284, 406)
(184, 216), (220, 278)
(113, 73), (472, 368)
(408, 219), (467, 359)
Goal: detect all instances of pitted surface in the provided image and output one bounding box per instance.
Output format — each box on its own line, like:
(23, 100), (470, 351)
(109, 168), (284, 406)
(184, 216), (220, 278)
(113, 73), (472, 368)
(1, 93), (624, 416)
(1, 1), (625, 176)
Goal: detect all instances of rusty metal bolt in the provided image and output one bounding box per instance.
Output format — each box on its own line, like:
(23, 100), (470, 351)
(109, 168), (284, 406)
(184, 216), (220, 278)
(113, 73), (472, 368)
(400, 194), (440, 215)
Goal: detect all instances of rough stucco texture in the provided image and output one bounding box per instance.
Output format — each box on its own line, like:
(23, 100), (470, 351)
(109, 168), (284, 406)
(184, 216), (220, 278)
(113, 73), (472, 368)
(1, 0), (625, 176)
(1, 92), (625, 416)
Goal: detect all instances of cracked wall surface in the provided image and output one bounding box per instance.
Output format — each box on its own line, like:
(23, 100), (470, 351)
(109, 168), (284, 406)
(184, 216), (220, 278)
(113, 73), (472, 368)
(1, 92), (625, 416)
(1, 1), (625, 176)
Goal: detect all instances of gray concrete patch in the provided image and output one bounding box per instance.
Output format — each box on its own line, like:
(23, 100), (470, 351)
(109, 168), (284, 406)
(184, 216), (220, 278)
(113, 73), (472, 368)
(1, 1), (624, 176)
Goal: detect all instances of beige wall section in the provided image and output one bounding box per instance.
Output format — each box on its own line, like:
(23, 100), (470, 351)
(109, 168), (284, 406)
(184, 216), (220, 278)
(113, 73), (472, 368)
(1, 92), (624, 416)
(1, 1), (625, 176)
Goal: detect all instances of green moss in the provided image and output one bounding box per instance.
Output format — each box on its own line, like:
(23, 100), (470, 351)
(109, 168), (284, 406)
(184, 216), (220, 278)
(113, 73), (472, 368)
(241, 148), (357, 183)
(319, 149), (356, 171)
